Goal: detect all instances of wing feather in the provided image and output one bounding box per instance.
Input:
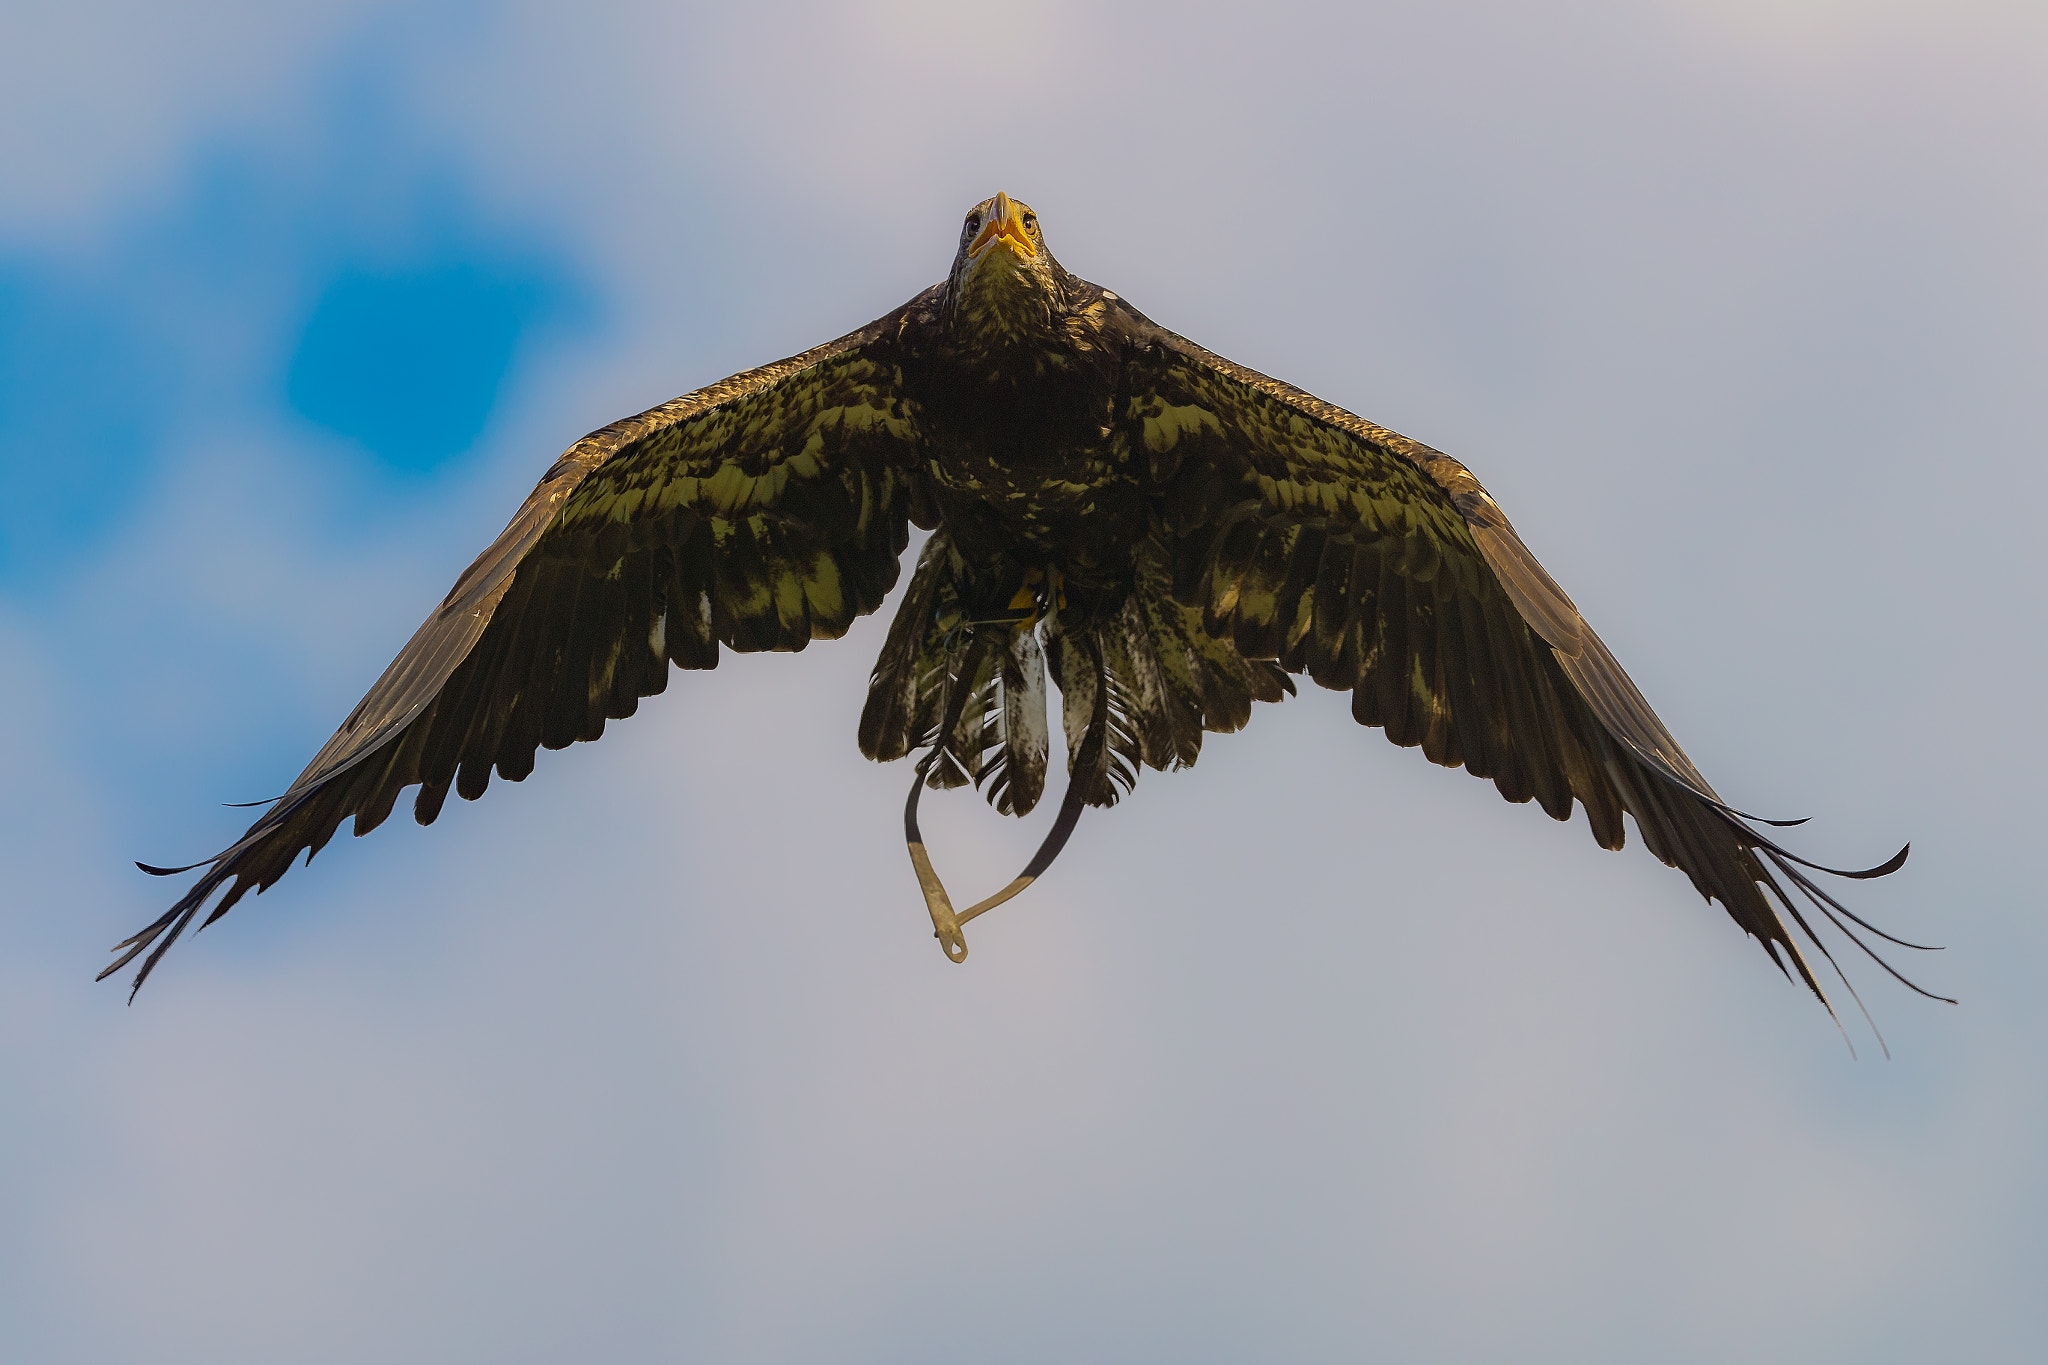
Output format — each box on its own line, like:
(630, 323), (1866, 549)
(108, 292), (939, 994)
(1120, 307), (1924, 1006)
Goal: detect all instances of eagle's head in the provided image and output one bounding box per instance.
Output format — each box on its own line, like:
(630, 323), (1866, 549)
(945, 191), (1066, 346)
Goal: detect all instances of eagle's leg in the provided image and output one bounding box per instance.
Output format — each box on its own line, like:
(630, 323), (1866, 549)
(1005, 566), (1044, 623)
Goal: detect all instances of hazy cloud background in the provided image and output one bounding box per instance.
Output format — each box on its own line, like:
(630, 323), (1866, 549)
(2, 2), (2043, 1360)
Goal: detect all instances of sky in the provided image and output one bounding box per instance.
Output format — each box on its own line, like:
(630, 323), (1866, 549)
(2, 1), (2044, 1360)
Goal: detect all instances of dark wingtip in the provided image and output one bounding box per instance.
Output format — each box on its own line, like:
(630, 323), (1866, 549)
(1800, 840), (1911, 881)
(136, 859), (209, 876)
(1738, 827), (1913, 882)
(98, 960), (145, 1004)
(1857, 842), (1911, 880)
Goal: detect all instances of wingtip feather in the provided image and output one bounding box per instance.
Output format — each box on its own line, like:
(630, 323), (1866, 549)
(136, 859), (211, 876)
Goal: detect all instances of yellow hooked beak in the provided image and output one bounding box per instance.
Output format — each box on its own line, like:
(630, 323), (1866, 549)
(968, 191), (1037, 261)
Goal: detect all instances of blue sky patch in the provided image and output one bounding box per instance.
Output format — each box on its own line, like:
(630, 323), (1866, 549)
(0, 264), (154, 582)
(0, 51), (592, 589)
(286, 256), (573, 474)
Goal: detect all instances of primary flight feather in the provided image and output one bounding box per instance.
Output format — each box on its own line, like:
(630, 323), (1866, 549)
(109, 193), (1937, 1019)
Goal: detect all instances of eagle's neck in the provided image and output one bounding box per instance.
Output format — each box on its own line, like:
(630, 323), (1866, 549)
(943, 255), (1067, 363)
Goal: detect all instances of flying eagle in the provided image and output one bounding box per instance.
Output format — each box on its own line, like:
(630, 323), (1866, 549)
(109, 192), (1939, 1020)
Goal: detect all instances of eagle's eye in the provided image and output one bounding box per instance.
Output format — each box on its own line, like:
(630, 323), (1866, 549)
(1022, 212), (1037, 232)
(964, 213), (981, 236)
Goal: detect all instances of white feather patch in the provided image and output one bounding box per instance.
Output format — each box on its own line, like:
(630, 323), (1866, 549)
(1004, 629), (1049, 810)
(1058, 636), (1097, 775)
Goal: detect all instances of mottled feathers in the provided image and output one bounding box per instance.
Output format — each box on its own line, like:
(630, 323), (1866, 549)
(113, 202), (1927, 1024)
(1119, 314), (1923, 1008)
(109, 308), (931, 993)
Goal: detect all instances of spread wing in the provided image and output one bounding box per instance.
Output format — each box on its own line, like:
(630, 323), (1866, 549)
(1120, 305), (1929, 1010)
(108, 292), (938, 995)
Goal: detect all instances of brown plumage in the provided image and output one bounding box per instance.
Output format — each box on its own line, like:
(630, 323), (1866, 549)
(109, 192), (1938, 1024)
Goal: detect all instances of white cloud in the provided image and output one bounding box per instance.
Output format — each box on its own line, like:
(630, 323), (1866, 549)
(0, 2), (395, 241)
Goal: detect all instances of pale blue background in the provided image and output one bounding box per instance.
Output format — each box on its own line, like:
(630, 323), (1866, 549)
(2, 2), (2042, 1360)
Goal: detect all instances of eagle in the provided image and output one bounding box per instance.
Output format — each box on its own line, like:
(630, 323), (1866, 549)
(108, 192), (1940, 1022)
